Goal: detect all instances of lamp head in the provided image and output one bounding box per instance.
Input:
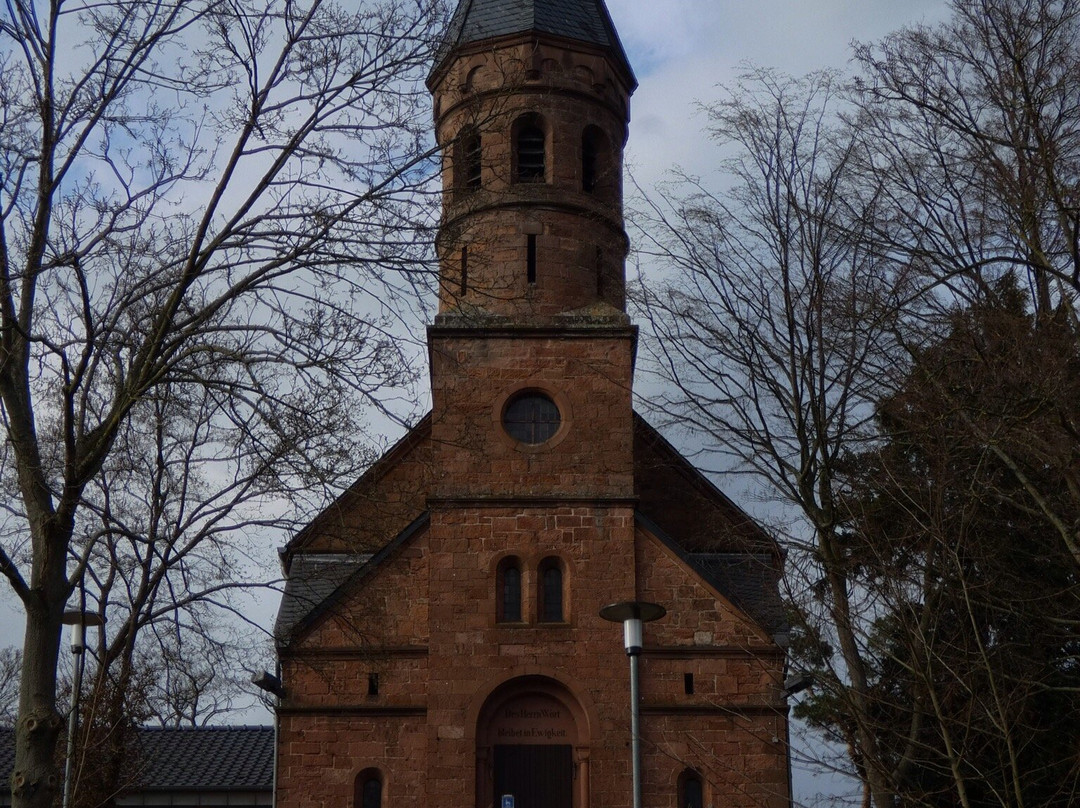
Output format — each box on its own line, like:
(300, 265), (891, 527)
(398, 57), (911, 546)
(599, 601), (666, 656)
(62, 610), (104, 654)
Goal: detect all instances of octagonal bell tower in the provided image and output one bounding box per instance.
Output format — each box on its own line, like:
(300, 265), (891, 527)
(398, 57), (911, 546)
(425, 0), (640, 503)
(421, 6), (645, 802)
(427, 0), (637, 319)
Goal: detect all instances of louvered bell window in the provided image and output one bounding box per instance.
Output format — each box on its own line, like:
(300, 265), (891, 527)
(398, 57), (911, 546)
(517, 125), (545, 181)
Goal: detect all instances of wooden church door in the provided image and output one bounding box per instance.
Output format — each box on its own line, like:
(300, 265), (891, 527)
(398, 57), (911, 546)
(477, 680), (586, 808)
(494, 745), (573, 808)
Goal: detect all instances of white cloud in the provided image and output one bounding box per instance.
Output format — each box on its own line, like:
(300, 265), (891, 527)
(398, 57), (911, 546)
(614, 0), (953, 194)
(610, 0), (950, 79)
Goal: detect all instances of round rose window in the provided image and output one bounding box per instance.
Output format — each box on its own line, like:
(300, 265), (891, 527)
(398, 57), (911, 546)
(502, 391), (561, 444)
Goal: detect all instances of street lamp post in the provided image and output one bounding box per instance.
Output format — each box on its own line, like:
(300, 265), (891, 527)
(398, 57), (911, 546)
(600, 601), (666, 808)
(62, 610), (104, 808)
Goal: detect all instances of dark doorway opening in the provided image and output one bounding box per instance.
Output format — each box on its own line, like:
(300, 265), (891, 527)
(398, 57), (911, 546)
(494, 745), (573, 808)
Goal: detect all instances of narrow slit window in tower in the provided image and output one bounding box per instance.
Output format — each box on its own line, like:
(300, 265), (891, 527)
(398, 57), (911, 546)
(527, 234), (537, 284)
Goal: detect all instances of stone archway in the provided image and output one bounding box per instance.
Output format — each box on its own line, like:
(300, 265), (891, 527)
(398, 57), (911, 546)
(475, 676), (590, 808)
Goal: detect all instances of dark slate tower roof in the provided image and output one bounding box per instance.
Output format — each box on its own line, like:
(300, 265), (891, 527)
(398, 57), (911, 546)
(431, 0), (636, 87)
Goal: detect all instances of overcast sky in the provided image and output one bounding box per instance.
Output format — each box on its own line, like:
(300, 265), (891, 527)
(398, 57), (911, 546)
(610, 0), (951, 189)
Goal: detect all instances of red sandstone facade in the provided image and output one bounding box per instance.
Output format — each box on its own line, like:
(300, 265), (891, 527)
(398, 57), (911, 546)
(274, 2), (792, 807)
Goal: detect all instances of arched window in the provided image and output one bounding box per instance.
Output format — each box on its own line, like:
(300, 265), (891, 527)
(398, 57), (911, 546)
(581, 126), (612, 197)
(498, 557), (522, 622)
(456, 128), (482, 192)
(464, 65), (482, 93)
(514, 116), (546, 182)
(538, 557), (564, 622)
(678, 769), (703, 808)
(355, 769), (382, 808)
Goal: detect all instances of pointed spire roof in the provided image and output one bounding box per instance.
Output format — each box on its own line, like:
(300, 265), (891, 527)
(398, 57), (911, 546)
(430, 0), (636, 89)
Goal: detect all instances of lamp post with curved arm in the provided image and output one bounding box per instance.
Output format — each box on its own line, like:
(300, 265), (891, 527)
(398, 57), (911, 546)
(62, 610), (104, 808)
(600, 601), (666, 808)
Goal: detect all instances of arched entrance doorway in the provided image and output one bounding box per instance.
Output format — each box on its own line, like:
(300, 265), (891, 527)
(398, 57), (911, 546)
(475, 676), (590, 808)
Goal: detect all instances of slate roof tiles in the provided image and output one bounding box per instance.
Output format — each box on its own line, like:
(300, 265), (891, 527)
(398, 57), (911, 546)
(0, 726), (273, 796)
(432, 0), (634, 84)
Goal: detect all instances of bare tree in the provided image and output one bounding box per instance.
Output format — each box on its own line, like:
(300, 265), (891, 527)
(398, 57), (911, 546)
(633, 67), (911, 807)
(0, 1), (445, 806)
(851, 0), (1080, 316)
(635, 3), (1080, 807)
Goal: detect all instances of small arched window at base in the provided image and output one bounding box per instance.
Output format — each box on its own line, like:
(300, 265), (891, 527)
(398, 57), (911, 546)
(678, 769), (703, 808)
(355, 769), (382, 808)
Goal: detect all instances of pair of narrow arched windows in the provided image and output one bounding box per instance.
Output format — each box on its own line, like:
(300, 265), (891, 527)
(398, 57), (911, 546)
(455, 119), (546, 191)
(514, 122), (613, 193)
(515, 121), (613, 191)
(498, 557), (563, 623)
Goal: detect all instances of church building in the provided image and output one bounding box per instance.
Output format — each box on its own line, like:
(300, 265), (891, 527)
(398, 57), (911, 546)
(273, 1), (792, 806)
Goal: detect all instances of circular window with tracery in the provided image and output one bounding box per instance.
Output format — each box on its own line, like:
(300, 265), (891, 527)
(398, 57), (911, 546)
(502, 391), (561, 445)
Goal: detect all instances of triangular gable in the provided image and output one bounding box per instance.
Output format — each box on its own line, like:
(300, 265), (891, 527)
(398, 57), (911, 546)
(636, 511), (788, 643)
(277, 512), (430, 647)
(633, 413), (779, 557)
(281, 414), (433, 570)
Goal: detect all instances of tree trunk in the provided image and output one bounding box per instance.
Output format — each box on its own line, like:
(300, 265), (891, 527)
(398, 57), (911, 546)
(12, 595), (65, 808)
(823, 563), (896, 808)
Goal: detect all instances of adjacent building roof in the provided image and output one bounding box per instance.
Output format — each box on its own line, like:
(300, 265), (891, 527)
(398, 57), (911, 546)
(132, 726), (274, 791)
(0, 726), (273, 807)
(431, 0), (636, 87)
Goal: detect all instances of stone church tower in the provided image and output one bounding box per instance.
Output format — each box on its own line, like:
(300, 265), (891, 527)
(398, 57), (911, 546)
(273, 2), (792, 807)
